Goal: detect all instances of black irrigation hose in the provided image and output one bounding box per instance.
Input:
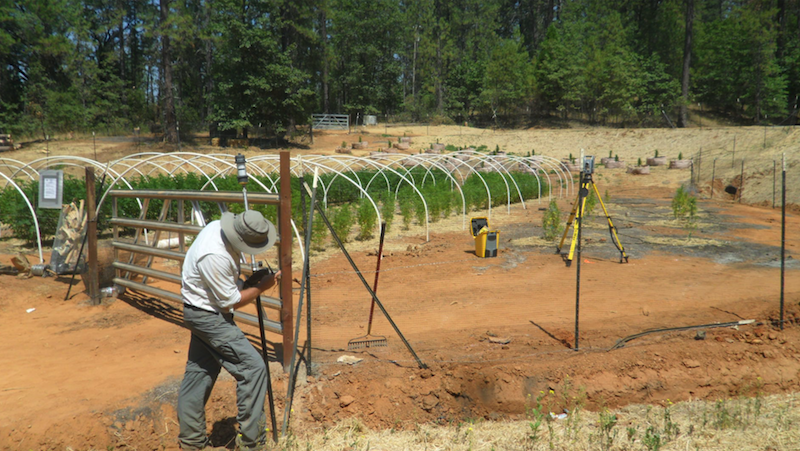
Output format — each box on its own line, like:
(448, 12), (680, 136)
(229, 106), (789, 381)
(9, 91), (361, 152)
(608, 319), (755, 351)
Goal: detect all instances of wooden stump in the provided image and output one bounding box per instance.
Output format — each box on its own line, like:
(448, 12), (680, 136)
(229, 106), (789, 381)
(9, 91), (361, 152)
(646, 156), (668, 166)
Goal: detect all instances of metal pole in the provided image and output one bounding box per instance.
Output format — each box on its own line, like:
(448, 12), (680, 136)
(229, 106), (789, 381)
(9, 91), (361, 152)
(282, 170), (318, 438)
(739, 159), (745, 203)
(773, 160), (777, 208)
(85, 167), (99, 305)
(236, 154), (278, 443)
(93, 131), (96, 161)
(780, 153), (786, 330)
(575, 150), (585, 351)
(711, 159), (716, 199)
(279, 152), (293, 370)
(732, 136), (736, 169)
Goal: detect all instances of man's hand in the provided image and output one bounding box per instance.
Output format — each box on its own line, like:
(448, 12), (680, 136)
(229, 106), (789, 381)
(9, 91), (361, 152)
(253, 270), (280, 292)
(234, 270), (281, 309)
(242, 268), (273, 289)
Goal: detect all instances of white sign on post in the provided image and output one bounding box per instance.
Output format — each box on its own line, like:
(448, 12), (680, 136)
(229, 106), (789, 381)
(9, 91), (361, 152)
(38, 170), (64, 209)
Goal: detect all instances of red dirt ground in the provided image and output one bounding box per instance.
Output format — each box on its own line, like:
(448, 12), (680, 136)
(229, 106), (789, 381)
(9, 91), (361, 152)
(0, 131), (799, 450)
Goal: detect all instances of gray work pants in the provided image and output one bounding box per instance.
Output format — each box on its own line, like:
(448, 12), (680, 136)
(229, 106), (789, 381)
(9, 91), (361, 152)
(177, 305), (267, 449)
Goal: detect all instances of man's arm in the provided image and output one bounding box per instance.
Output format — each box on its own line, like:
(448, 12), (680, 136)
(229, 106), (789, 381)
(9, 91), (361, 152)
(233, 270), (281, 310)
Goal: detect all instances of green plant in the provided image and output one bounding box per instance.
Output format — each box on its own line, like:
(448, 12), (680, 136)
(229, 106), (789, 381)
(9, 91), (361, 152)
(358, 135), (362, 142)
(678, 152), (683, 160)
(342, 141), (347, 148)
(582, 189), (597, 218)
(310, 205), (328, 251)
(413, 196), (427, 225)
(399, 192), (414, 230)
(598, 409), (618, 451)
(542, 200), (563, 241)
(671, 186), (697, 221)
(663, 402), (679, 439)
(638, 157), (643, 166)
(643, 426), (662, 451)
(609, 150), (613, 158)
(655, 149), (659, 157)
(627, 426), (637, 442)
(380, 192), (396, 232)
(614, 154), (619, 161)
(330, 204), (353, 243)
(569, 153), (575, 163)
(356, 197), (378, 240)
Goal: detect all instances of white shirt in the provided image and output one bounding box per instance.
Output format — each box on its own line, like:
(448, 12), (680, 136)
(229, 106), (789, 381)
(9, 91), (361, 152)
(181, 220), (243, 313)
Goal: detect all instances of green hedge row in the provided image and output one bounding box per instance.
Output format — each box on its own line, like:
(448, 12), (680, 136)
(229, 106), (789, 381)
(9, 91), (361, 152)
(0, 169), (547, 244)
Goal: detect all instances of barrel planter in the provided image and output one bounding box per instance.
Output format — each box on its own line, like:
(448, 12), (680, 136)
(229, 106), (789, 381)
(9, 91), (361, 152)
(627, 166), (651, 175)
(646, 156), (668, 166)
(669, 159), (692, 169)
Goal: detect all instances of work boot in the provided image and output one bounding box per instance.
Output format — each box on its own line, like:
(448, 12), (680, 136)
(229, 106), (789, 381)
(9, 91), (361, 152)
(179, 440), (228, 451)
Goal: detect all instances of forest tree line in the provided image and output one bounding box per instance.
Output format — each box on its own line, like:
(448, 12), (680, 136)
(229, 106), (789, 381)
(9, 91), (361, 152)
(1, 0), (798, 142)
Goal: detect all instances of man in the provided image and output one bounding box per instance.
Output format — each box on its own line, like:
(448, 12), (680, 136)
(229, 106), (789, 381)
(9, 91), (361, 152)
(177, 209), (280, 451)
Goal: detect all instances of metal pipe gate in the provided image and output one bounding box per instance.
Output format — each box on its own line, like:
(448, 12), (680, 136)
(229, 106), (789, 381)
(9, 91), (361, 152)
(108, 156), (294, 370)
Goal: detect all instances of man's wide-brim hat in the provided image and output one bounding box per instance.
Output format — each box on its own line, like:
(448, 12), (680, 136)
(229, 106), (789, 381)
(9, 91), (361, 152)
(220, 210), (276, 255)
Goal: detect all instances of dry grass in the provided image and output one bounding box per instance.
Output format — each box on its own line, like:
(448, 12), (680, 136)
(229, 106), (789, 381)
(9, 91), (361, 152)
(276, 392), (800, 450)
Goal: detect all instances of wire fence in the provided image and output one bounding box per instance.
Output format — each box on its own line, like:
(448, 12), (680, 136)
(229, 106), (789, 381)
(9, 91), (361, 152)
(289, 168), (799, 375)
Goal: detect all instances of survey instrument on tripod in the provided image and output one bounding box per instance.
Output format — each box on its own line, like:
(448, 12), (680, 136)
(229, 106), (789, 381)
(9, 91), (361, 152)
(348, 221), (389, 350)
(556, 155), (629, 267)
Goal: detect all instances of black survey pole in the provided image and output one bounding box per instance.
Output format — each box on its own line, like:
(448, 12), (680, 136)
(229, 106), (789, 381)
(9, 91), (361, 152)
(235, 154), (278, 443)
(773, 160), (777, 208)
(575, 155), (587, 351)
(780, 153), (786, 330)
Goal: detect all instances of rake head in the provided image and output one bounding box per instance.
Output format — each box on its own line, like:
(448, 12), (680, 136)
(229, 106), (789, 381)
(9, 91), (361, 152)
(347, 334), (388, 351)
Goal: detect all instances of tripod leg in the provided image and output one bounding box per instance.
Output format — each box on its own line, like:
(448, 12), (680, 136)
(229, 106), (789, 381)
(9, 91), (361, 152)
(566, 194), (586, 266)
(591, 182), (628, 263)
(557, 192), (581, 254)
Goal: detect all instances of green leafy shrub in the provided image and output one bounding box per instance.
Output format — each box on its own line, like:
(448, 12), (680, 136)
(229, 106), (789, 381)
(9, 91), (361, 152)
(330, 204), (353, 243)
(310, 205), (328, 251)
(671, 186), (697, 220)
(542, 200), (564, 241)
(582, 189), (597, 218)
(356, 197), (378, 240)
(413, 195), (427, 225)
(398, 189), (414, 230)
(379, 191), (396, 233)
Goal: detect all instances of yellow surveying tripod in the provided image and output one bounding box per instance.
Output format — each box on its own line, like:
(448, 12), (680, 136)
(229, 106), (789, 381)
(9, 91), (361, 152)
(556, 156), (629, 267)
